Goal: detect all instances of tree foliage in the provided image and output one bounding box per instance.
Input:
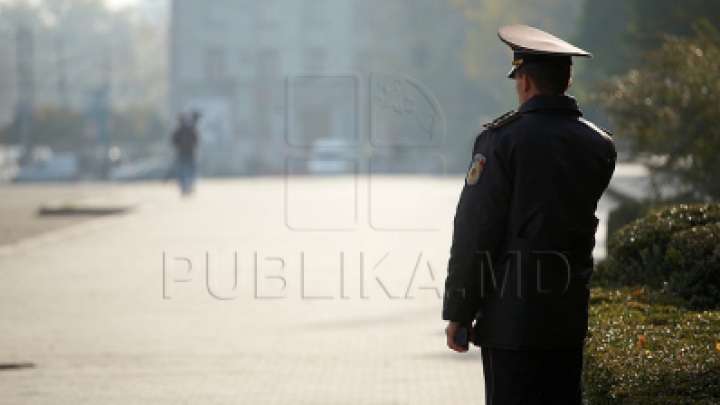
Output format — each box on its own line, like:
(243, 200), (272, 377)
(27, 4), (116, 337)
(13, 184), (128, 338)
(107, 105), (167, 146)
(0, 0), (167, 122)
(400, 0), (582, 171)
(574, 0), (720, 84)
(449, 0), (582, 112)
(596, 24), (720, 198)
(0, 106), (83, 151)
(573, 0), (634, 82)
(0, 104), (167, 152)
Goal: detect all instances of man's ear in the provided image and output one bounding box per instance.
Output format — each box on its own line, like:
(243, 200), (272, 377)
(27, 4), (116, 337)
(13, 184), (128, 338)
(521, 74), (534, 93)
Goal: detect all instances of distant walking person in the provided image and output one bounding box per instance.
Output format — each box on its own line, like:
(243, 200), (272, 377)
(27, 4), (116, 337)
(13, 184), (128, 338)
(171, 112), (199, 196)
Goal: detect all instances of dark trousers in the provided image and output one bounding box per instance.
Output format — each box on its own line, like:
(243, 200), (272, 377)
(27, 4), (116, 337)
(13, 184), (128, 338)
(481, 346), (583, 405)
(176, 158), (196, 195)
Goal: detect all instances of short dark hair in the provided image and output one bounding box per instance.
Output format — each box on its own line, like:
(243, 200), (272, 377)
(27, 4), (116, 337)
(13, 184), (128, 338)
(516, 62), (572, 95)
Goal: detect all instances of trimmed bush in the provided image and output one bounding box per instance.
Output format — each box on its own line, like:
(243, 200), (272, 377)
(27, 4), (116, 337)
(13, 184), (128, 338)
(605, 193), (702, 246)
(606, 200), (653, 244)
(594, 203), (720, 307)
(666, 223), (720, 309)
(583, 288), (720, 404)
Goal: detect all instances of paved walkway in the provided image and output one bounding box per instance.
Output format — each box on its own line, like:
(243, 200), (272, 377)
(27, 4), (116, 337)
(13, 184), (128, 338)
(0, 177), (483, 405)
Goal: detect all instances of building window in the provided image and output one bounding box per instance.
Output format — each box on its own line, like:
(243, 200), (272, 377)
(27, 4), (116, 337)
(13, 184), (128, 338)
(304, 0), (324, 27)
(239, 50), (252, 65)
(258, 49), (277, 80)
(354, 48), (373, 73)
(352, 2), (369, 31)
(205, 47), (226, 81)
(307, 48), (325, 73)
(259, 0), (280, 26)
(204, 0), (227, 29)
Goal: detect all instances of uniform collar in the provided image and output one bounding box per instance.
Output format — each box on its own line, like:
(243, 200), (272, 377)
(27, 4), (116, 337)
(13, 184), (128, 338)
(518, 94), (582, 116)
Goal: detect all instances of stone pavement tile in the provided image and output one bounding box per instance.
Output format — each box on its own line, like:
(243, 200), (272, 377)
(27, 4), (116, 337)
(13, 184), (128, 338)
(0, 178), (485, 404)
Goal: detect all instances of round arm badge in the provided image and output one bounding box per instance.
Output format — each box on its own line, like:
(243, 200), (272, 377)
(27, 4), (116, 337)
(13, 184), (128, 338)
(465, 153), (487, 185)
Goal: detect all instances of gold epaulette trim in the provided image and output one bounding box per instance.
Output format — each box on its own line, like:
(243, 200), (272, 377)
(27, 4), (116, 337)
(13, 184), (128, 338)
(483, 110), (522, 129)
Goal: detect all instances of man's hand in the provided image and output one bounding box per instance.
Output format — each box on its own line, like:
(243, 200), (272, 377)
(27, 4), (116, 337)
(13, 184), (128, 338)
(446, 321), (474, 353)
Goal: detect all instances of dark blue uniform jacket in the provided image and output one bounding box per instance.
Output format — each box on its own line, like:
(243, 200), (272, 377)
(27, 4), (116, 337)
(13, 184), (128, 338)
(442, 94), (616, 349)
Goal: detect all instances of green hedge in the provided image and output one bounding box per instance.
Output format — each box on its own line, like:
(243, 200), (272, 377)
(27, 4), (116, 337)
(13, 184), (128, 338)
(605, 193), (702, 243)
(595, 203), (720, 308)
(666, 223), (720, 309)
(583, 288), (720, 404)
(606, 200), (654, 243)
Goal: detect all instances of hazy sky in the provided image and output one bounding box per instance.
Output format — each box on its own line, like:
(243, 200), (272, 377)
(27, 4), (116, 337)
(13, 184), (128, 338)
(103, 0), (168, 28)
(104, 0), (137, 10)
(104, 0), (167, 13)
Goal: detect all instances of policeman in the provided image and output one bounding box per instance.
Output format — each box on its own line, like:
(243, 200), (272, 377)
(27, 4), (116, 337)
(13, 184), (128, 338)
(442, 24), (616, 404)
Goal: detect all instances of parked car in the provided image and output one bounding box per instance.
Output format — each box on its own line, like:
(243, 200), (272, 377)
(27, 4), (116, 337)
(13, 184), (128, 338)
(109, 156), (173, 181)
(306, 137), (356, 175)
(12, 153), (79, 182)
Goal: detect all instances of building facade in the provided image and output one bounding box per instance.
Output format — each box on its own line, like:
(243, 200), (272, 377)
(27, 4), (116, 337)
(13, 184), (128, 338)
(170, 0), (376, 175)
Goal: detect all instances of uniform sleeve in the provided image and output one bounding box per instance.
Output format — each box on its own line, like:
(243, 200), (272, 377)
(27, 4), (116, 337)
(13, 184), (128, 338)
(442, 130), (514, 322)
(604, 138), (617, 190)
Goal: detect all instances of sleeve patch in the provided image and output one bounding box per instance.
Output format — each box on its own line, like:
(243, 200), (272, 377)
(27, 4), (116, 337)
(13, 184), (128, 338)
(465, 153), (487, 185)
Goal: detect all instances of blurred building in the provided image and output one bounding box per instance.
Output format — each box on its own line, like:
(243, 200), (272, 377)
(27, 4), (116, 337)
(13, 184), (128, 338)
(170, 0), (386, 176)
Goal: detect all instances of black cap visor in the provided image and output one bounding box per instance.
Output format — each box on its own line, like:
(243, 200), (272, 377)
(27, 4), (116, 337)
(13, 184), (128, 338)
(506, 53), (572, 80)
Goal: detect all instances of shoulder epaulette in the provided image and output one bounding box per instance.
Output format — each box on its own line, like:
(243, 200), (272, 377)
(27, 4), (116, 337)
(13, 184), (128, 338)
(483, 110), (522, 130)
(578, 117), (613, 137)
(599, 125), (613, 137)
